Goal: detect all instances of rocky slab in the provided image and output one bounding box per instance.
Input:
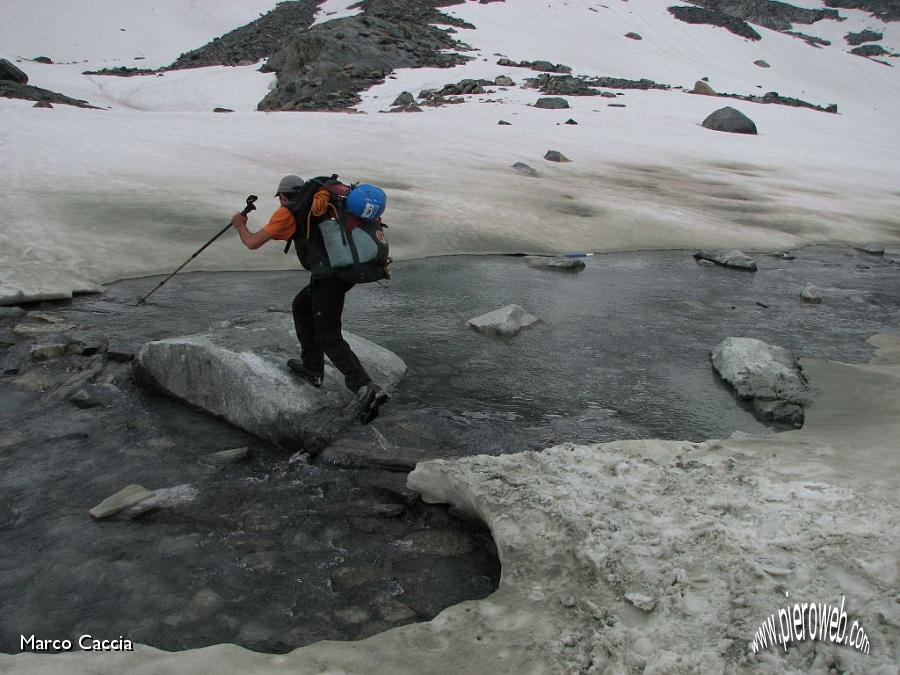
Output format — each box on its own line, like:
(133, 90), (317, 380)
(137, 314), (407, 450)
(465, 304), (540, 337)
(0, 261), (103, 306)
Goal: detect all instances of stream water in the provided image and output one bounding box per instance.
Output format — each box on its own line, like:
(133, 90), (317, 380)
(0, 246), (897, 654)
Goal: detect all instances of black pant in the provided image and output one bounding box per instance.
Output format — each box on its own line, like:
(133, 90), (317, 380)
(292, 277), (371, 392)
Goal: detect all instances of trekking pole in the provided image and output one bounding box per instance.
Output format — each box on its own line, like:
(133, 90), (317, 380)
(136, 195), (257, 306)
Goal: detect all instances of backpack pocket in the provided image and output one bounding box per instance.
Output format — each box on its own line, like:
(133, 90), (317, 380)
(318, 219), (354, 268)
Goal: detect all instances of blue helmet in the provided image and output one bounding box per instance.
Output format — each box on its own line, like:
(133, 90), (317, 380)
(346, 184), (386, 221)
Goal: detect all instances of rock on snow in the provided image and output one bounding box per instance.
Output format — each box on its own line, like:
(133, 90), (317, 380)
(137, 313), (406, 450)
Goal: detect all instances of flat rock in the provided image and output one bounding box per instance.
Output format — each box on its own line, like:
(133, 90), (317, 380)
(524, 256), (585, 272)
(711, 337), (809, 425)
(119, 484), (199, 519)
(66, 332), (109, 356)
(89, 484), (155, 519)
(511, 162), (538, 177)
(534, 96), (569, 109)
(137, 313), (406, 450)
(859, 241), (885, 256)
(13, 322), (75, 337)
(466, 304), (540, 337)
(693, 249), (757, 271)
(318, 439), (426, 471)
(201, 447), (250, 466)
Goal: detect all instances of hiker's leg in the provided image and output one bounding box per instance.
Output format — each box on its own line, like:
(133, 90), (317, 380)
(310, 277), (371, 392)
(292, 284), (324, 373)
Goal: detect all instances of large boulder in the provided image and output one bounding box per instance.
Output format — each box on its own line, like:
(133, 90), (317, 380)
(465, 304), (540, 337)
(137, 314), (407, 450)
(711, 337), (809, 426)
(534, 96), (569, 109)
(0, 58), (28, 84)
(692, 79), (716, 95)
(701, 106), (757, 135)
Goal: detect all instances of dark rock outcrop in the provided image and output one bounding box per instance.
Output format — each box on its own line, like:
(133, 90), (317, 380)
(823, 0), (900, 22)
(259, 4), (474, 111)
(496, 58), (572, 73)
(668, 5), (762, 40)
(0, 59), (28, 84)
(695, 87), (837, 114)
(0, 81), (99, 109)
(845, 28), (883, 45)
(534, 96), (569, 109)
(526, 73), (670, 95)
(543, 150), (571, 162)
(683, 0), (840, 31)
(851, 43), (893, 56)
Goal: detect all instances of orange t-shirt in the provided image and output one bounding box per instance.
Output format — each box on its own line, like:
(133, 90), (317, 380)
(262, 190), (332, 241)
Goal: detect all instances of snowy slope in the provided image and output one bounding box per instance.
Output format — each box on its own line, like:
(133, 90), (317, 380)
(1, 0), (898, 299)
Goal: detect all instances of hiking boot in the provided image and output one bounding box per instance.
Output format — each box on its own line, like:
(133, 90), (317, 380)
(357, 383), (388, 425)
(287, 359), (323, 388)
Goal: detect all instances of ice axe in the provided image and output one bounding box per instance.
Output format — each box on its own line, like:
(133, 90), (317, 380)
(136, 195), (257, 306)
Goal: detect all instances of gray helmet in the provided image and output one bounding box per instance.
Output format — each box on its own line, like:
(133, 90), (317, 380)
(274, 174), (305, 196)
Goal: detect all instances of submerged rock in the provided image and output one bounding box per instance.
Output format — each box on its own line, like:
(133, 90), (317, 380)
(710, 337), (809, 426)
(693, 249), (757, 271)
(859, 241), (885, 256)
(202, 446), (250, 466)
(800, 283), (822, 304)
(524, 256), (585, 272)
(466, 304), (540, 337)
(89, 484), (155, 519)
(137, 313), (406, 449)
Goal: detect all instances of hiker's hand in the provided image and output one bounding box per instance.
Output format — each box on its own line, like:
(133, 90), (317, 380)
(231, 212), (248, 229)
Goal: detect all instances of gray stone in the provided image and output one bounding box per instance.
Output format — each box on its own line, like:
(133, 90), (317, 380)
(318, 440), (427, 471)
(34, 56), (53, 64)
(0, 307), (26, 319)
(692, 80), (716, 96)
(137, 313), (406, 449)
(89, 484), (155, 519)
(66, 333), (109, 356)
(202, 446), (250, 466)
(754, 59), (770, 68)
(524, 256), (585, 272)
(392, 91), (415, 106)
(498, 120), (512, 125)
(859, 241), (885, 256)
(711, 337), (809, 425)
(534, 96), (569, 109)
(511, 162), (538, 176)
(30, 341), (68, 361)
(800, 283), (822, 304)
(466, 304), (540, 337)
(494, 75), (515, 86)
(69, 384), (121, 409)
(119, 484), (198, 519)
(543, 150), (571, 163)
(0, 58), (28, 85)
(702, 106), (757, 135)
(625, 32), (642, 40)
(213, 107), (234, 113)
(693, 249), (757, 271)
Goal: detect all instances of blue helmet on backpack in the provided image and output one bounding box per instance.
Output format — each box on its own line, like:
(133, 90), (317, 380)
(346, 184), (386, 221)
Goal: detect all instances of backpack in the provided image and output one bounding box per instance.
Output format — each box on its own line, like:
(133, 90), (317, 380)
(285, 175), (391, 283)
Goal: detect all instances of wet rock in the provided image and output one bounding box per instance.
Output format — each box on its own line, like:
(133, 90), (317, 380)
(534, 96), (569, 109)
(710, 337), (809, 425)
(89, 484), (155, 519)
(318, 440), (426, 471)
(107, 349), (136, 363)
(0, 307), (26, 319)
(466, 304), (540, 337)
(494, 75), (514, 86)
(800, 283), (822, 304)
(398, 530), (476, 556)
(692, 80), (716, 96)
(10, 370), (55, 392)
(119, 484), (198, 519)
(543, 150), (571, 163)
(66, 332), (109, 356)
(702, 106), (757, 135)
(754, 59), (770, 68)
(69, 383), (121, 409)
(392, 91), (415, 106)
(191, 589), (225, 613)
(693, 249), (758, 271)
(375, 597), (416, 623)
(30, 341), (68, 361)
(625, 32), (642, 40)
(525, 256), (585, 272)
(137, 313), (406, 449)
(201, 446), (250, 466)
(859, 241), (885, 256)
(336, 607), (370, 625)
(332, 565), (385, 590)
(0, 58), (28, 84)
(511, 162), (538, 177)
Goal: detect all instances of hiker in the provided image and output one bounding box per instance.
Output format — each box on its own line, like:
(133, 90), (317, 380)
(230, 174), (389, 424)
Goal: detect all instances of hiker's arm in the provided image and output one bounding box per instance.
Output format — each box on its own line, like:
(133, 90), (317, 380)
(231, 213), (273, 250)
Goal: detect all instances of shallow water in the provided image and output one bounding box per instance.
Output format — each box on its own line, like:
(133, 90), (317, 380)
(1, 246), (897, 654)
